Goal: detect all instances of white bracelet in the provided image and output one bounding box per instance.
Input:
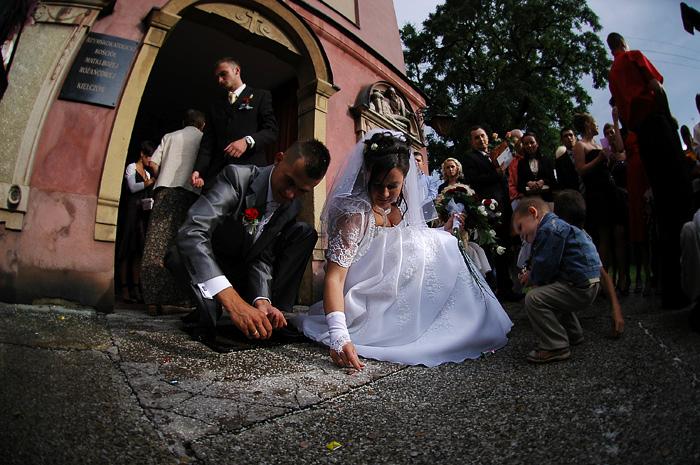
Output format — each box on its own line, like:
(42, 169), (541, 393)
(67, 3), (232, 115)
(325, 311), (351, 353)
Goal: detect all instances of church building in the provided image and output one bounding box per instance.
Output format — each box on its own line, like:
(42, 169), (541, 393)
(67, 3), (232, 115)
(0, 0), (426, 308)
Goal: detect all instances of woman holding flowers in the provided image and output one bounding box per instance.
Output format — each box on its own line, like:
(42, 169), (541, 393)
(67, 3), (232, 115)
(437, 157), (463, 194)
(295, 130), (512, 369)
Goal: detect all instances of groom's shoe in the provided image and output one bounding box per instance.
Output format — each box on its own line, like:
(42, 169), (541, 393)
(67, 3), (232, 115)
(181, 309), (200, 325)
(274, 325), (308, 342)
(191, 326), (234, 354)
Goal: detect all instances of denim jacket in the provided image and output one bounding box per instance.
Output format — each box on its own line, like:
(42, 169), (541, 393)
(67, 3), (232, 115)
(529, 213), (601, 286)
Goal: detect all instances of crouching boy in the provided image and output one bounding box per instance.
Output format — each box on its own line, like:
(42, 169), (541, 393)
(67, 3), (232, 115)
(512, 197), (601, 363)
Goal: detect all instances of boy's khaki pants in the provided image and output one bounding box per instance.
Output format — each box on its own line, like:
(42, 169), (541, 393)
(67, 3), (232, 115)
(525, 281), (600, 350)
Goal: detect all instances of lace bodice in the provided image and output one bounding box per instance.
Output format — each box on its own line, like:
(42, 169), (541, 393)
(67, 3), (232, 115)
(326, 212), (380, 268)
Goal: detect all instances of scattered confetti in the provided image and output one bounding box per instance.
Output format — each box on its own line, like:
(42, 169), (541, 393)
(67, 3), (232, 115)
(58, 316), (66, 321)
(326, 440), (342, 451)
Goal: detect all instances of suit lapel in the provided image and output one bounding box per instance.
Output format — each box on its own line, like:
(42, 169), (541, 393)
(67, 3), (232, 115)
(474, 149), (495, 172)
(245, 164), (272, 212)
(246, 200), (300, 260)
(222, 85), (254, 117)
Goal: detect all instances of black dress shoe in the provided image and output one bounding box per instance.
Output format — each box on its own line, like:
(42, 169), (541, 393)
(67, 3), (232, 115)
(273, 326), (308, 342)
(190, 326), (234, 353)
(181, 309), (200, 325)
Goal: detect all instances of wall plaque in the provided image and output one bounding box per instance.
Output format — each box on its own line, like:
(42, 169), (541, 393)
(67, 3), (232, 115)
(58, 32), (138, 108)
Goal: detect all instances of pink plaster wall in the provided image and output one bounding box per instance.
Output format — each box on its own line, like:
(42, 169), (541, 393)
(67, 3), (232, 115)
(291, 5), (426, 189)
(291, 0), (406, 72)
(0, 189), (115, 306)
(8, 0), (162, 307)
(31, 0), (165, 194)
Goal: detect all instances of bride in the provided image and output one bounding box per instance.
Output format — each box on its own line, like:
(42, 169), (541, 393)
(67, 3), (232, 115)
(295, 130), (512, 368)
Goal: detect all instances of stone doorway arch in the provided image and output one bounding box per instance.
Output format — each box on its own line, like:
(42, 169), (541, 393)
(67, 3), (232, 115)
(95, 0), (337, 303)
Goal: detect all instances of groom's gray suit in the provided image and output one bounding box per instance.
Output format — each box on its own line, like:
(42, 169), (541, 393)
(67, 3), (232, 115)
(168, 164), (316, 329)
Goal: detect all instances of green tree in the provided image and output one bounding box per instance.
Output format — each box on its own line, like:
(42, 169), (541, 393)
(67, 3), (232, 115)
(401, 0), (610, 160)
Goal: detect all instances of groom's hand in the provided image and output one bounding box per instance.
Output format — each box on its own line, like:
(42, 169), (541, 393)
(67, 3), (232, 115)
(216, 288), (272, 339)
(254, 300), (288, 329)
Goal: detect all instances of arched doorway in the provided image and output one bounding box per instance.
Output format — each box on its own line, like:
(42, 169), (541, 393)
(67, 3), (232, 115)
(96, 0), (337, 306)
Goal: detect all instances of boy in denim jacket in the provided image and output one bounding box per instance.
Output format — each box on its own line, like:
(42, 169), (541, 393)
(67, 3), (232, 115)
(513, 197), (601, 363)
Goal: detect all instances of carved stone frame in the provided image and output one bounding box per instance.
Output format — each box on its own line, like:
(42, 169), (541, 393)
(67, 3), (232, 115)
(350, 80), (425, 150)
(0, 1), (111, 230)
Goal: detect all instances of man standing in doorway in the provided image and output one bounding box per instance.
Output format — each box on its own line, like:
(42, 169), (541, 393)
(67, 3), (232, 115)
(607, 32), (693, 308)
(191, 57), (278, 188)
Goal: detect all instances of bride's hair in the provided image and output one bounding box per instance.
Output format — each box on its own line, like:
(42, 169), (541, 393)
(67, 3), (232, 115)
(362, 131), (411, 183)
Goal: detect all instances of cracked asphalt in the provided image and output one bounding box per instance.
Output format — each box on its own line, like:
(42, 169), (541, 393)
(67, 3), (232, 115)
(1, 294), (698, 464)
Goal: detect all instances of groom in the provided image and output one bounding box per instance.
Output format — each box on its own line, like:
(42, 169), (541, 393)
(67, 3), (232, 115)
(169, 139), (330, 348)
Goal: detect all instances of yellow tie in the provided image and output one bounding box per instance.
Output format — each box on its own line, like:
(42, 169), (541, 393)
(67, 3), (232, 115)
(228, 91), (237, 105)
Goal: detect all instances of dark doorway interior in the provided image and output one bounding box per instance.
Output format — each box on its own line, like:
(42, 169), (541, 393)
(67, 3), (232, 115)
(115, 8), (300, 304)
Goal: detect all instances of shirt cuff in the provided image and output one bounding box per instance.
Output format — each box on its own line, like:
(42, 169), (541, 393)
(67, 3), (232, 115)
(245, 135), (255, 148)
(198, 275), (231, 300)
(252, 296), (270, 306)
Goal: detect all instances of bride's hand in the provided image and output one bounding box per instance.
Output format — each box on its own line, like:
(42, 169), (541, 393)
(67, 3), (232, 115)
(329, 343), (365, 371)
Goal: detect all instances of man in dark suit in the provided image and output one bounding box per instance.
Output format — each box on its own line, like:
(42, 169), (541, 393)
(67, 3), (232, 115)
(191, 57), (278, 188)
(170, 140), (330, 348)
(461, 125), (518, 299)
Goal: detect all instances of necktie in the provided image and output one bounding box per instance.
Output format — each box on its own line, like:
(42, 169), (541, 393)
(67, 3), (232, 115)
(228, 91), (237, 105)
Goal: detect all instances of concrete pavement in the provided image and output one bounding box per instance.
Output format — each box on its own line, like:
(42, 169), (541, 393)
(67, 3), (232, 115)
(0, 294), (698, 464)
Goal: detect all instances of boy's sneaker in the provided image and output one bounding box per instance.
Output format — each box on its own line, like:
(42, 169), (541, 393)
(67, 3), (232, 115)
(527, 347), (571, 364)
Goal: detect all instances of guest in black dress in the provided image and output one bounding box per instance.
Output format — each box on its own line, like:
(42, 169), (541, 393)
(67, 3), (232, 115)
(117, 141), (156, 303)
(573, 114), (625, 274)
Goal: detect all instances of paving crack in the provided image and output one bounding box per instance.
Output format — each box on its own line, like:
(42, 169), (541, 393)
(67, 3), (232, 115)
(105, 324), (200, 464)
(638, 321), (699, 388)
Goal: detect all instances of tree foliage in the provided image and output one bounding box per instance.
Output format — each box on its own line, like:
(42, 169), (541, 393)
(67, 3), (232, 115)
(401, 0), (610, 160)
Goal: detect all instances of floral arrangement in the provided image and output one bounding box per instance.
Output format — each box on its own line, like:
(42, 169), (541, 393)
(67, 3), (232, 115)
(242, 207), (260, 235)
(435, 183), (505, 254)
(239, 94), (254, 110)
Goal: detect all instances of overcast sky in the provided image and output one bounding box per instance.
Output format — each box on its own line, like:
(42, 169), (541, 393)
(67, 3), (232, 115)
(393, 0), (699, 137)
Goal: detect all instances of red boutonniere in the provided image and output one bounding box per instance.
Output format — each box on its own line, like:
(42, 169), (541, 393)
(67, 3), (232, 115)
(242, 207), (260, 235)
(238, 94), (254, 110)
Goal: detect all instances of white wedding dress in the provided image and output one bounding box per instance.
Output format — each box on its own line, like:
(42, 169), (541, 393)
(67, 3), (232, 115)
(296, 130), (513, 367)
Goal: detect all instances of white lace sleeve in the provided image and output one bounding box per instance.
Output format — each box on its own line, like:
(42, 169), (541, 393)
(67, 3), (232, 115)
(326, 212), (365, 268)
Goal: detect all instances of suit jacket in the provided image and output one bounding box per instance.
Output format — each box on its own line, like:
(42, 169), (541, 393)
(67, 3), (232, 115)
(461, 149), (510, 210)
(554, 150), (581, 192)
(176, 164), (301, 302)
(194, 86), (278, 181)
(516, 155), (557, 198)
(152, 125), (203, 193)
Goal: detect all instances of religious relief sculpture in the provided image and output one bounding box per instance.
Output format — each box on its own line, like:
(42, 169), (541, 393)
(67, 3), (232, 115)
(353, 81), (423, 145)
(383, 86), (411, 129)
